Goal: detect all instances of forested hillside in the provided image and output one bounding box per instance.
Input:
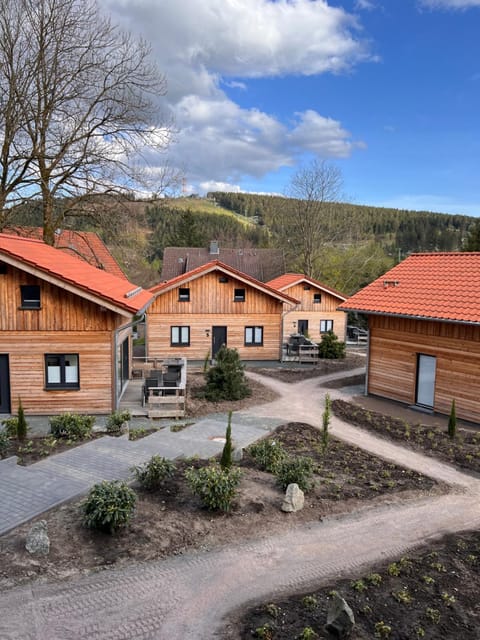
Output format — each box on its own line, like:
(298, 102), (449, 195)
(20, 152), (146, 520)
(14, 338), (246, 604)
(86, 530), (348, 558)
(6, 194), (478, 294)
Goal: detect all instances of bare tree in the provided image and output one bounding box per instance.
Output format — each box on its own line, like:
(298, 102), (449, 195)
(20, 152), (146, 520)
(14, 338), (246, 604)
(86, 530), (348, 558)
(0, 0), (171, 244)
(279, 160), (344, 278)
(0, 0), (38, 227)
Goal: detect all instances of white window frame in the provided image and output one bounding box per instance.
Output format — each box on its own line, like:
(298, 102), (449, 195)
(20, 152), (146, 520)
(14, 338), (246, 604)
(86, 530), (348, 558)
(245, 326), (263, 346)
(320, 319), (334, 333)
(171, 326), (190, 346)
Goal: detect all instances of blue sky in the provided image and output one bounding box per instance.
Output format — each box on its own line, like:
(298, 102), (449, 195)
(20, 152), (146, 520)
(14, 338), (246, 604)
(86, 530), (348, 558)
(101, 0), (480, 216)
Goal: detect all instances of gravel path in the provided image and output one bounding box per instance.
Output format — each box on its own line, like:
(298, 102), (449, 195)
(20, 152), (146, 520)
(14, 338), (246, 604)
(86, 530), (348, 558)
(1, 367), (479, 640)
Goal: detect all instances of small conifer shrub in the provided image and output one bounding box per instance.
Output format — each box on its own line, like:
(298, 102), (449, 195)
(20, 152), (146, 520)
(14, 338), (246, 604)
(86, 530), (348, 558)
(204, 345), (251, 401)
(220, 411), (234, 470)
(318, 331), (346, 359)
(447, 399), (457, 440)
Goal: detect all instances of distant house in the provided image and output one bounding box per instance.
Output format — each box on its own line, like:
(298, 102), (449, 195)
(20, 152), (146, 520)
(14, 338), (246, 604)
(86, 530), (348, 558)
(147, 261), (298, 361)
(339, 253), (480, 423)
(3, 226), (127, 279)
(161, 241), (286, 283)
(0, 234), (152, 415)
(267, 273), (347, 344)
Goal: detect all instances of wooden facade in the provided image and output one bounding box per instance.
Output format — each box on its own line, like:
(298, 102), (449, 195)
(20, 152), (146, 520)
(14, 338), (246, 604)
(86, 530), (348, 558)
(279, 282), (347, 343)
(0, 260), (142, 415)
(147, 268), (294, 361)
(368, 315), (480, 423)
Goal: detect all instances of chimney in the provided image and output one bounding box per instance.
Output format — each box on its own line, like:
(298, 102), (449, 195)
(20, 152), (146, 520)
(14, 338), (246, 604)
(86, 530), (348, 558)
(209, 240), (219, 255)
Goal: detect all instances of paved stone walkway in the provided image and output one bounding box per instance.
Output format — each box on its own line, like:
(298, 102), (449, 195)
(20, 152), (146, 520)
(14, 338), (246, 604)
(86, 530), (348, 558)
(0, 413), (284, 535)
(1, 367), (480, 639)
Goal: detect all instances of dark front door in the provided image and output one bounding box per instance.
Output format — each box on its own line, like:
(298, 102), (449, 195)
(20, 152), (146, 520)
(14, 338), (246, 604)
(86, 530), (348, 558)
(212, 326), (227, 358)
(298, 319), (309, 336)
(0, 355), (11, 413)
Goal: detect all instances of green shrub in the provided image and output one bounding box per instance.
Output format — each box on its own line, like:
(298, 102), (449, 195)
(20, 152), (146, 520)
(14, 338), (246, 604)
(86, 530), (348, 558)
(248, 439), (287, 472)
(447, 399), (456, 440)
(82, 480), (136, 533)
(49, 413), (95, 440)
(204, 345), (251, 401)
(322, 393), (331, 453)
(0, 430), (9, 457)
(185, 464), (241, 511)
(132, 455), (175, 490)
(220, 411), (234, 470)
(105, 409), (131, 435)
(16, 399), (28, 442)
(1, 416), (20, 439)
(275, 455), (315, 492)
(318, 331), (346, 359)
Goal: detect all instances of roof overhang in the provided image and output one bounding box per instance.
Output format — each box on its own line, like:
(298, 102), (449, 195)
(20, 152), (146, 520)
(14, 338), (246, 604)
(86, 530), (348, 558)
(152, 261), (300, 305)
(0, 252), (137, 318)
(338, 307), (480, 328)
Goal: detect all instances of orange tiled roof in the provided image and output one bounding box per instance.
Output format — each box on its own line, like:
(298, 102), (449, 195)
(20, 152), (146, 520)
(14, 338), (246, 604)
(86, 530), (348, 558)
(0, 234), (152, 315)
(151, 260), (299, 304)
(3, 227), (127, 279)
(267, 273), (346, 301)
(338, 253), (480, 324)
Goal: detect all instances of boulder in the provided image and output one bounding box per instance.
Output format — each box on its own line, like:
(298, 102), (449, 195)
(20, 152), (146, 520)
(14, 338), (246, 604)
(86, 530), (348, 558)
(281, 483), (304, 512)
(325, 592), (355, 639)
(232, 446), (243, 462)
(25, 520), (50, 556)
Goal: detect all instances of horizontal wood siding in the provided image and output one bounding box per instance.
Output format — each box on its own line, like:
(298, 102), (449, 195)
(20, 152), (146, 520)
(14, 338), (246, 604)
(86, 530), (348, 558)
(150, 271), (281, 315)
(283, 310), (347, 343)
(0, 265), (119, 331)
(147, 313), (282, 360)
(0, 332), (114, 414)
(278, 283), (346, 343)
(368, 315), (480, 423)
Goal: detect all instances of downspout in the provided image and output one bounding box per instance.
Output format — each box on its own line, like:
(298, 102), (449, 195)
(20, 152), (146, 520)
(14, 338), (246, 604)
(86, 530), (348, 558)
(113, 314), (145, 410)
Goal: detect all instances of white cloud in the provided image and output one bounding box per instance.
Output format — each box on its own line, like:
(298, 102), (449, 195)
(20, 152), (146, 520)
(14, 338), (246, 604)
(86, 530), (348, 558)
(419, 0), (480, 8)
(355, 0), (378, 10)
(200, 180), (241, 193)
(100, 0), (371, 191)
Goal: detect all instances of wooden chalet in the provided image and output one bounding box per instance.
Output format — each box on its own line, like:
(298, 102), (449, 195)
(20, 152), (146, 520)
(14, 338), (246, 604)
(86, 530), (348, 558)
(267, 273), (347, 344)
(339, 253), (480, 423)
(161, 241), (286, 282)
(147, 261), (299, 361)
(0, 234), (152, 415)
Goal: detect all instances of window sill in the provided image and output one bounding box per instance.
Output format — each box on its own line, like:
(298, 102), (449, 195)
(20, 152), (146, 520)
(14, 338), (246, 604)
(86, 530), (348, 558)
(45, 386), (80, 391)
(19, 306), (42, 311)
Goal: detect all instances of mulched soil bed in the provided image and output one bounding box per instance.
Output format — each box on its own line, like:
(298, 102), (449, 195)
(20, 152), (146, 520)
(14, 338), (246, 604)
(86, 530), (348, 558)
(332, 399), (480, 474)
(251, 353), (366, 383)
(0, 423), (438, 590)
(2, 428), (157, 466)
(225, 529), (480, 639)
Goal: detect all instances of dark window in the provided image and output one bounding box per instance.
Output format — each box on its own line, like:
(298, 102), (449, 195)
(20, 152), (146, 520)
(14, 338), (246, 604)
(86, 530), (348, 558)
(45, 354), (79, 389)
(303, 285), (311, 290)
(219, 276), (229, 283)
(20, 285), (40, 309)
(178, 287), (190, 302)
(320, 319), (334, 333)
(171, 326), (190, 346)
(313, 293), (321, 304)
(245, 326), (263, 346)
(234, 288), (245, 302)
(0, 262), (7, 275)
